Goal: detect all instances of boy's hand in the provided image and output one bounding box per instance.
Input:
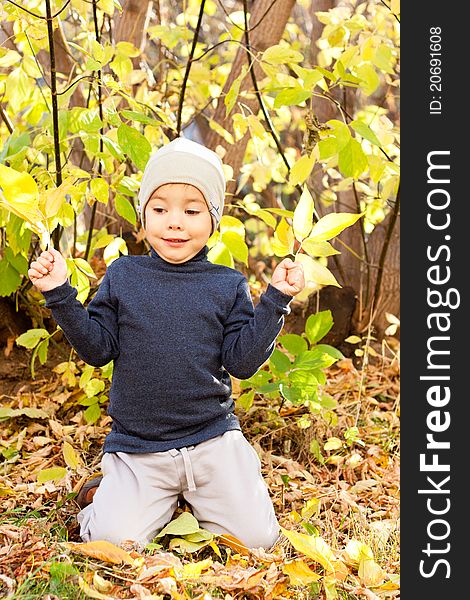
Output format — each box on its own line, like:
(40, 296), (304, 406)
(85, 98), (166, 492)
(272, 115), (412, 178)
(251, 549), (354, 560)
(28, 247), (68, 292)
(271, 258), (305, 297)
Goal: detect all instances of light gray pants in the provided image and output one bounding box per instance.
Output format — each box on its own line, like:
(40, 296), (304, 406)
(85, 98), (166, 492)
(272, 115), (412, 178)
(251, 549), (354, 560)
(77, 430), (280, 550)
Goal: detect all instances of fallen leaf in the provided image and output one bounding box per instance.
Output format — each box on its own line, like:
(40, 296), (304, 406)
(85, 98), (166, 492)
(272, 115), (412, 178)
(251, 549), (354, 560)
(66, 540), (135, 565)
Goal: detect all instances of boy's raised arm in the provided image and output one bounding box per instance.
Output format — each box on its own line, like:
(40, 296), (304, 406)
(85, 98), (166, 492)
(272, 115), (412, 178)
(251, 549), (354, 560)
(222, 259), (304, 380)
(30, 249), (120, 367)
(221, 278), (293, 380)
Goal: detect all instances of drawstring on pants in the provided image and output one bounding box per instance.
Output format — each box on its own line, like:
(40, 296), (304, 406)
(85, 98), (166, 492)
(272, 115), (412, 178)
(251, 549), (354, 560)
(170, 446), (196, 492)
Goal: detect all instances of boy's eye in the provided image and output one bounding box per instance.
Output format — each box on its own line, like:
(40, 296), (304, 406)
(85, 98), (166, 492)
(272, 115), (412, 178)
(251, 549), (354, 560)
(186, 210), (200, 215)
(153, 207), (165, 213)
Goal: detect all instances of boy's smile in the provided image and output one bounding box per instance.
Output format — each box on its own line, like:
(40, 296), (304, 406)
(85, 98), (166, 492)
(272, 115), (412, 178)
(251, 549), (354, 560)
(144, 183), (213, 264)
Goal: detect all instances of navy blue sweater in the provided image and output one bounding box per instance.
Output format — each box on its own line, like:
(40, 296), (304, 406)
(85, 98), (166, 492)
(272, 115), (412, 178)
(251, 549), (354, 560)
(41, 245), (293, 453)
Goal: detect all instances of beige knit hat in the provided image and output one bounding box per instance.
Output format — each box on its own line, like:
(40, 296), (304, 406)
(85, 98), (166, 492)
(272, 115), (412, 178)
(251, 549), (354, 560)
(138, 137), (226, 233)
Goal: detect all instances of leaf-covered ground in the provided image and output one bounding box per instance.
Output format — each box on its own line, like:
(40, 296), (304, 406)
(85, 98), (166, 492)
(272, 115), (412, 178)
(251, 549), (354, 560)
(0, 342), (400, 599)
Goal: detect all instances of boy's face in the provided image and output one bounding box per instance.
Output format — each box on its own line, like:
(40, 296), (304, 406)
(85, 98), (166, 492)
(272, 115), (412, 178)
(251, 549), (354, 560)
(144, 183), (213, 264)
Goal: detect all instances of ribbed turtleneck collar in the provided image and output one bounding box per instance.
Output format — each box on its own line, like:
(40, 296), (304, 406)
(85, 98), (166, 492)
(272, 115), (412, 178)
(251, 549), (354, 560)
(149, 244), (209, 270)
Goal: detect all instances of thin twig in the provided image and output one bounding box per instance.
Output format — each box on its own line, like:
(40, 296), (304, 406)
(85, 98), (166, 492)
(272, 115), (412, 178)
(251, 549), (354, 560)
(216, 0), (280, 34)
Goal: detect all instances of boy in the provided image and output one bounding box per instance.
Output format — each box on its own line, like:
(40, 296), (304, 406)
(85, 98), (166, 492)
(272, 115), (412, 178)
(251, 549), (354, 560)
(28, 137), (305, 550)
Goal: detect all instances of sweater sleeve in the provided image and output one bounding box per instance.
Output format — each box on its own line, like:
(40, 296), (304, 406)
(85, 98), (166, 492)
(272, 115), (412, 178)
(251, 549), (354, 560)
(41, 270), (120, 367)
(221, 278), (292, 380)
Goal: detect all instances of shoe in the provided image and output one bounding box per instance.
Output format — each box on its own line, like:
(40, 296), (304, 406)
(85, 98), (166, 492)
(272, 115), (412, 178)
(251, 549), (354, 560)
(76, 475), (103, 509)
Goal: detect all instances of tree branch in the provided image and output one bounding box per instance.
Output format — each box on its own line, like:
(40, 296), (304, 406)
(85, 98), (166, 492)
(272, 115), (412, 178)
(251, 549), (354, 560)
(176, 0), (206, 136)
(45, 0), (64, 249)
(241, 0), (319, 220)
(84, 0), (105, 262)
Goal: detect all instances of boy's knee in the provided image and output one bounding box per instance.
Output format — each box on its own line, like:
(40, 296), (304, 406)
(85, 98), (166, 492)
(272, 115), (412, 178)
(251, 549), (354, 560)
(81, 520), (150, 549)
(240, 526), (281, 551)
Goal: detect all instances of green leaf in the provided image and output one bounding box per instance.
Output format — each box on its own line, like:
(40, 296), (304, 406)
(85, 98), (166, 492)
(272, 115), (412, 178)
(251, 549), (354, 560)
(327, 119), (351, 151)
(236, 390), (255, 411)
(37, 467), (67, 483)
(114, 194), (137, 225)
(306, 310), (334, 344)
(0, 258), (22, 296)
(155, 512), (200, 538)
(15, 328), (49, 349)
(117, 124), (151, 171)
(274, 87), (311, 109)
(288, 370), (318, 395)
(279, 334), (308, 356)
(293, 186), (315, 242)
(269, 348), (292, 374)
(121, 110), (161, 127)
(84, 403), (101, 424)
(309, 212), (362, 242)
(318, 138), (337, 160)
(84, 378), (105, 398)
(315, 344), (344, 360)
(292, 349), (337, 370)
(220, 230), (248, 266)
(241, 370), (272, 389)
(350, 120), (382, 147)
(338, 138), (368, 179)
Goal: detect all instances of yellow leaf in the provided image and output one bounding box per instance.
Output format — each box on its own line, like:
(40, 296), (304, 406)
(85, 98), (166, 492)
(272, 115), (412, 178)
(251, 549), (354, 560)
(63, 441), (80, 470)
(37, 467), (67, 483)
(281, 527), (336, 574)
(66, 541), (135, 565)
(0, 164), (38, 204)
(272, 217), (294, 256)
(0, 164), (41, 225)
(208, 119), (234, 145)
(345, 335), (361, 344)
(302, 239), (340, 257)
(247, 114), (266, 139)
(182, 558), (213, 578)
(343, 540), (374, 566)
(92, 572), (114, 593)
(78, 577), (114, 600)
(301, 498), (320, 520)
(219, 215), (245, 237)
(358, 558), (386, 587)
(41, 179), (74, 219)
(293, 186), (314, 242)
(289, 153), (315, 187)
(324, 437), (342, 451)
(263, 44), (304, 65)
(283, 559), (321, 585)
(309, 212), (362, 242)
(295, 254), (340, 288)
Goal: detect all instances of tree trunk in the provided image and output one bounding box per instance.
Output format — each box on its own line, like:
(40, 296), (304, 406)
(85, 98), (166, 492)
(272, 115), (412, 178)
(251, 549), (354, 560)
(305, 0), (399, 340)
(204, 0), (296, 198)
